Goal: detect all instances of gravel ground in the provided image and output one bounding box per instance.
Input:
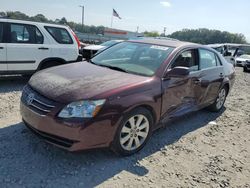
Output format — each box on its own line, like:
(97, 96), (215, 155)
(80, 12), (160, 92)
(0, 67), (249, 188)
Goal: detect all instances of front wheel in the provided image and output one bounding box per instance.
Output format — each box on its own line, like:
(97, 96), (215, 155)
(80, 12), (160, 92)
(208, 86), (227, 112)
(111, 108), (153, 156)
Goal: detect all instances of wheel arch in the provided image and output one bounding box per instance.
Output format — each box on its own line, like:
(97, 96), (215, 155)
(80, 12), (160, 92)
(38, 57), (67, 70)
(125, 103), (158, 126)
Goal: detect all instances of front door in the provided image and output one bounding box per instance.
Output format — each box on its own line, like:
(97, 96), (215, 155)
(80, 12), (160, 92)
(161, 49), (200, 120)
(0, 22), (7, 71)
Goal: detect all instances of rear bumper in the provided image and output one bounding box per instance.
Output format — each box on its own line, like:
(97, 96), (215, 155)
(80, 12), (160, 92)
(20, 101), (119, 151)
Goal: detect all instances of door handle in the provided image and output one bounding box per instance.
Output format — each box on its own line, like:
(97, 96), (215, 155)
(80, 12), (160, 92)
(38, 47), (49, 50)
(219, 73), (224, 78)
(0, 47), (4, 49)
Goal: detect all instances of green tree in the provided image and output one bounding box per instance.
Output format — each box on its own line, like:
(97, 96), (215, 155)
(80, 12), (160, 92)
(168, 28), (247, 44)
(144, 31), (160, 37)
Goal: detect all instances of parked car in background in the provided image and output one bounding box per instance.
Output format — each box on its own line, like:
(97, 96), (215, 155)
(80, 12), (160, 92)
(82, 40), (123, 60)
(235, 54), (250, 66)
(0, 18), (82, 75)
(207, 43), (250, 67)
(21, 39), (235, 156)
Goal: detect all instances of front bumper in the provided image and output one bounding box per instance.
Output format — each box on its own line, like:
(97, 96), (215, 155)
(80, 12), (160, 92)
(20, 100), (119, 152)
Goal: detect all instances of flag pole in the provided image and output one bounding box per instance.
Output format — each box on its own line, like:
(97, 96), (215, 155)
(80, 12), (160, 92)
(111, 9), (114, 28)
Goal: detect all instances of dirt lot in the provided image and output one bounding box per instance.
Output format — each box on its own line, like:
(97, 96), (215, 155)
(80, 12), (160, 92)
(0, 67), (249, 188)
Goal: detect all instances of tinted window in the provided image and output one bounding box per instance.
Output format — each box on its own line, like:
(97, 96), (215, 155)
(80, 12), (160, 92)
(10, 23), (43, 44)
(0, 23), (3, 43)
(171, 50), (198, 71)
(199, 49), (217, 69)
(45, 26), (73, 44)
(92, 42), (174, 76)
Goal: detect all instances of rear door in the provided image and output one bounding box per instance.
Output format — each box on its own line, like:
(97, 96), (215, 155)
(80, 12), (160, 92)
(0, 22), (7, 71)
(44, 26), (78, 61)
(6, 22), (50, 71)
(194, 48), (224, 106)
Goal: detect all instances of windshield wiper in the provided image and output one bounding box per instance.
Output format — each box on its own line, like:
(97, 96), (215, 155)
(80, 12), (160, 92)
(92, 63), (129, 73)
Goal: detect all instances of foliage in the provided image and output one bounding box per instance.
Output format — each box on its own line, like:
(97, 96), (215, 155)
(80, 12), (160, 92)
(0, 11), (105, 34)
(144, 31), (160, 37)
(168, 28), (247, 44)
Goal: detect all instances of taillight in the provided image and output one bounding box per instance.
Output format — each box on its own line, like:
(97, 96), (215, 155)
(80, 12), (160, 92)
(70, 28), (81, 49)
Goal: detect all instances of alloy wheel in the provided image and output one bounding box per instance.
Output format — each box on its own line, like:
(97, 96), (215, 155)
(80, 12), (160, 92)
(119, 114), (150, 151)
(216, 88), (226, 109)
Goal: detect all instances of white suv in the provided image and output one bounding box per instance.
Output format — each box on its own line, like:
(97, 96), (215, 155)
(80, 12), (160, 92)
(0, 18), (82, 75)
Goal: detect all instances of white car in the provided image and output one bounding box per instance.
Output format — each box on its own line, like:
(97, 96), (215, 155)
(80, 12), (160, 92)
(236, 54), (250, 66)
(82, 40), (123, 60)
(0, 18), (82, 75)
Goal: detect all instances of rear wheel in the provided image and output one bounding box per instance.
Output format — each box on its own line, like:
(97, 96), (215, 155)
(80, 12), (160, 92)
(111, 108), (153, 156)
(208, 86), (227, 112)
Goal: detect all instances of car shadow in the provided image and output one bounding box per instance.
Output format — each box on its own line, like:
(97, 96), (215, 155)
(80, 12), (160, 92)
(0, 107), (225, 187)
(0, 75), (29, 93)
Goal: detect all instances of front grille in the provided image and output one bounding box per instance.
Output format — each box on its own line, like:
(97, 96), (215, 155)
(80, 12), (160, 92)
(24, 121), (77, 148)
(21, 85), (57, 116)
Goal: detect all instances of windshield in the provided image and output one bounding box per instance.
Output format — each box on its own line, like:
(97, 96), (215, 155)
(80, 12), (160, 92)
(91, 42), (174, 76)
(101, 40), (119, 47)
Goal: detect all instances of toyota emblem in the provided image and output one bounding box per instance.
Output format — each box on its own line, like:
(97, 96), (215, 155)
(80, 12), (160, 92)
(27, 93), (35, 105)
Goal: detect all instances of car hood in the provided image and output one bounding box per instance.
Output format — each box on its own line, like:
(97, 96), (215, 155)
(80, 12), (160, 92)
(236, 57), (250, 61)
(29, 62), (150, 103)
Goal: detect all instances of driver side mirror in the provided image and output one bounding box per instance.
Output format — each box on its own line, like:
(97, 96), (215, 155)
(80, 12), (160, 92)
(164, 66), (190, 79)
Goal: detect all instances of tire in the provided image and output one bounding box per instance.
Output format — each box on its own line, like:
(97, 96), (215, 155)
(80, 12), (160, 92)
(40, 61), (62, 70)
(243, 67), (248, 72)
(208, 86), (228, 112)
(111, 108), (153, 156)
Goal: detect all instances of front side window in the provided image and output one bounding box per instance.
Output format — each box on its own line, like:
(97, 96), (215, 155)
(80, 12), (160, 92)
(45, 26), (73, 44)
(92, 42), (174, 76)
(0, 23), (3, 43)
(10, 23), (43, 44)
(171, 50), (198, 71)
(199, 49), (217, 69)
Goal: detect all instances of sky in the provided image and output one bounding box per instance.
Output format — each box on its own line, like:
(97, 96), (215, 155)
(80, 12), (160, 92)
(1, 0), (250, 42)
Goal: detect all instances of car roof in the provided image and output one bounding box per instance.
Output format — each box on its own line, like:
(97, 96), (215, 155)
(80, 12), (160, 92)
(128, 38), (198, 48)
(0, 18), (69, 28)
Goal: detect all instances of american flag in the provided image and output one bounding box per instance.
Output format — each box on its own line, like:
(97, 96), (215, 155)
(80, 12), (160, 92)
(113, 9), (121, 19)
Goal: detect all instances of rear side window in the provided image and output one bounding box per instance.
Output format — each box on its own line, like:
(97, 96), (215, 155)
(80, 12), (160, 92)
(10, 23), (44, 44)
(45, 26), (73, 44)
(199, 49), (217, 70)
(0, 23), (3, 43)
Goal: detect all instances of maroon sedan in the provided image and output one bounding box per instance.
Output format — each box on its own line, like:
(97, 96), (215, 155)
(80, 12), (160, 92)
(20, 39), (235, 155)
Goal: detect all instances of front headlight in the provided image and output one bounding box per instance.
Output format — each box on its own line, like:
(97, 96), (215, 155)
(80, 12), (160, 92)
(58, 99), (106, 118)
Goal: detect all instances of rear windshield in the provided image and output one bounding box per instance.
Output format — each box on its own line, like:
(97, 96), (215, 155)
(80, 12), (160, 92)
(45, 26), (73, 44)
(0, 23), (3, 43)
